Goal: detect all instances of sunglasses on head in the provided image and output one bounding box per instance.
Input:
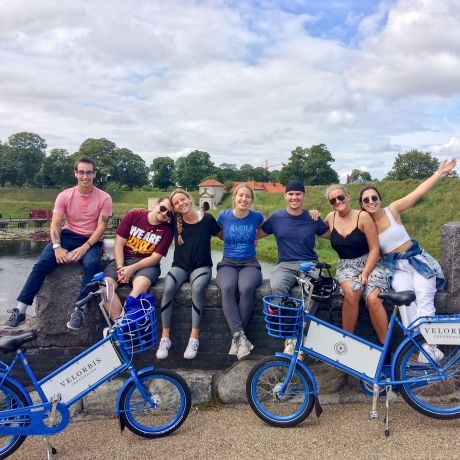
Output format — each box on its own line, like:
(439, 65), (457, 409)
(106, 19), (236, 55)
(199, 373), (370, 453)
(159, 205), (173, 218)
(329, 194), (346, 206)
(362, 195), (379, 205)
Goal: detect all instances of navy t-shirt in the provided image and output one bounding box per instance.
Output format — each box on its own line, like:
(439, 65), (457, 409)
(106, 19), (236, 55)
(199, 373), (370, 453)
(261, 209), (329, 263)
(217, 209), (264, 260)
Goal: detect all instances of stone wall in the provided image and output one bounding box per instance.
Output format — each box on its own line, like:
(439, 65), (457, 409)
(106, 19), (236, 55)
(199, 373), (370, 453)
(2, 222), (459, 384)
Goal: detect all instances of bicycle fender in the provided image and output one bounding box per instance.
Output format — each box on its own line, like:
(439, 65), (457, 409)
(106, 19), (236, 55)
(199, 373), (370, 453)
(0, 374), (33, 405)
(274, 352), (319, 394)
(115, 365), (156, 416)
(391, 334), (421, 380)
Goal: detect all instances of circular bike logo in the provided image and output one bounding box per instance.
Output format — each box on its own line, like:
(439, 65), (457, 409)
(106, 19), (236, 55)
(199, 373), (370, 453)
(334, 341), (348, 355)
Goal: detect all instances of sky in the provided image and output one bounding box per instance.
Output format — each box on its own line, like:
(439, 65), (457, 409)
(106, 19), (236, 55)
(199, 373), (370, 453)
(1, 0), (460, 181)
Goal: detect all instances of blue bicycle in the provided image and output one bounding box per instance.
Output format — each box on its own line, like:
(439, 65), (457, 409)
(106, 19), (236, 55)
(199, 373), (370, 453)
(0, 274), (191, 458)
(246, 262), (460, 436)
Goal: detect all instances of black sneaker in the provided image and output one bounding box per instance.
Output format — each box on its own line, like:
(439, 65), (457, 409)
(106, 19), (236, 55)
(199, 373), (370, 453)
(67, 308), (85, 331)
(4, 308), (26, 328)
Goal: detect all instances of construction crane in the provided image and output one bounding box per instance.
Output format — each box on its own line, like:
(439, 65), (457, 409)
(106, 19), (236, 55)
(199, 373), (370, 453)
(263, 160), (284, 170)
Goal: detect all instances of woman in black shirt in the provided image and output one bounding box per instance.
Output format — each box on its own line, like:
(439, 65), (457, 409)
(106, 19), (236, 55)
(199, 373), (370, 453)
(325, 185), (387, 344)
(156, 189), (219, 360)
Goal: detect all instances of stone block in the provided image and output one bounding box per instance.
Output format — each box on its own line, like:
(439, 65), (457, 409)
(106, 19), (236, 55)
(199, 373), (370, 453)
(81, 378), (124, 418)
(216, 360), (256, 404)
(441, 222), (460, 311)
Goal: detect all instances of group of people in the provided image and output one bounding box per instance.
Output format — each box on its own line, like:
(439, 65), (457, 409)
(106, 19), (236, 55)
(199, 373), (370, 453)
(5, 155), (457, 364)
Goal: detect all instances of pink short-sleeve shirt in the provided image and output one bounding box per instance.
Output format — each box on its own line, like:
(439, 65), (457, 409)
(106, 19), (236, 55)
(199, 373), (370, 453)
(53, 186), (112, 237)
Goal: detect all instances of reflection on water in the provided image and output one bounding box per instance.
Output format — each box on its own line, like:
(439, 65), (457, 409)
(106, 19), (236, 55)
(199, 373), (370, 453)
(0, 239), (274, 320)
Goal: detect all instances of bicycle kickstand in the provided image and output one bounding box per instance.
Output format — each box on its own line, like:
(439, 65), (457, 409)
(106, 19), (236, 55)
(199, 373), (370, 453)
(384, 384), (392, 437)
(368, 384), (380, 420)
(43, 436), (57, 459)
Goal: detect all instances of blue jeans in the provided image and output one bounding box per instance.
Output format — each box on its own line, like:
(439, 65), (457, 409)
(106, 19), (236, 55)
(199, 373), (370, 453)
(17, 229), (103, 305)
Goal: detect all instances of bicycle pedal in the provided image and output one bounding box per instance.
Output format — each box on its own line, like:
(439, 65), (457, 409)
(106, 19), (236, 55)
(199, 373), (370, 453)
(369, 410), (379, 420)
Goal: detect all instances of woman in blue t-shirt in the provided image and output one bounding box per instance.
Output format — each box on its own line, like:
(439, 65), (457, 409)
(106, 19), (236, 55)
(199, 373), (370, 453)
(216, 184), (264, 360)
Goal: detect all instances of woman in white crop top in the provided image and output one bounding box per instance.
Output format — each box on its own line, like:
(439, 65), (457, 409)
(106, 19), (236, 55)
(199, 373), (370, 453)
(359, 158), (456, 363)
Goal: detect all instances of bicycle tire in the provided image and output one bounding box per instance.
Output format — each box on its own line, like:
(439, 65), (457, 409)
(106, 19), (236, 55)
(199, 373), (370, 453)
(246, 356), (315, 427)
(0, 380), (29, 459)
(395, 334), (460, 419)
(118, 369), (191, 438)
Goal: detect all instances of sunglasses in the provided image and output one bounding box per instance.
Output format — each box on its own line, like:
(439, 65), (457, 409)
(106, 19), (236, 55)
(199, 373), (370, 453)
(329, 194), (346, 206)
(159, 205), (173, 218)
(362, 195), (379, 205)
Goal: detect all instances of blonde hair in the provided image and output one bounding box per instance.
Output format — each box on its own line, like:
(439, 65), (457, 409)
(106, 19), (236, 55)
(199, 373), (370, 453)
(170, 189), (193, 246)
(325, 184), (349, 199)
(232, 183), (255, 208)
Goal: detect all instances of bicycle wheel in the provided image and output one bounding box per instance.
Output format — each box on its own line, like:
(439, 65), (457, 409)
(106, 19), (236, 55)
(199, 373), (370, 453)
(246, 356), (315, 427)
(395, 334), (460, 419)
(0, 380), (29, 459)
(118, 369), (191, 438)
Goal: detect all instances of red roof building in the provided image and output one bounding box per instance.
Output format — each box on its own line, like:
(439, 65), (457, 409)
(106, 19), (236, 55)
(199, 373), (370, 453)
(197, 179), (225, 187)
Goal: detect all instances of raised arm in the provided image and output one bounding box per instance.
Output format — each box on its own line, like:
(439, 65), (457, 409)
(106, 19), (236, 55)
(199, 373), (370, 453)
(390, 159), (457, 215)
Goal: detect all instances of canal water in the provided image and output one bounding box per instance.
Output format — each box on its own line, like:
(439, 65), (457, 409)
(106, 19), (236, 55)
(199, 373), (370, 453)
(0, 240), (274, 321)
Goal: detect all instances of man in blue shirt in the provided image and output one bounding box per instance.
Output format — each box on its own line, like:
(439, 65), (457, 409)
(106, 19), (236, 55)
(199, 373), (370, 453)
(259, 180), (330, 354)
(259, 180), (330, 296)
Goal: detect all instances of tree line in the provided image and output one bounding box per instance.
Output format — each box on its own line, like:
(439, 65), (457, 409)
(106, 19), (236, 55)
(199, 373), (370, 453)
(0, 131), (449, 191)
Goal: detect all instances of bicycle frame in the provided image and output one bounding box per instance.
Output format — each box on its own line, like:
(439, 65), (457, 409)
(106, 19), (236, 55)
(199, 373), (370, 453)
(277, 275), (460, 396)
(0, 325), (157, 437)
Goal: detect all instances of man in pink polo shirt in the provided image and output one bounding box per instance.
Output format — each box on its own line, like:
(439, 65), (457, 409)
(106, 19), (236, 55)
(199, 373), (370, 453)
(5, 156), (112, 330)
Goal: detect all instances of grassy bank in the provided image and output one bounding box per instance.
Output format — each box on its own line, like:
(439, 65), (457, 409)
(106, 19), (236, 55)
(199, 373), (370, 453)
(1, 179), (458, 266)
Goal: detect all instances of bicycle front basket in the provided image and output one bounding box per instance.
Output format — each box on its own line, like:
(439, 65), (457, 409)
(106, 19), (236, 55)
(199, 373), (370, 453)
(115, 306), (158, 354)
(263, 295), (303, 339)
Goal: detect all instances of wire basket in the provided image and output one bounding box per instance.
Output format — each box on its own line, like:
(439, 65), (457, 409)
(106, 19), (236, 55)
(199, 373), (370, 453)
(114, 306), (158, 354)
(263, 295), (303, 339)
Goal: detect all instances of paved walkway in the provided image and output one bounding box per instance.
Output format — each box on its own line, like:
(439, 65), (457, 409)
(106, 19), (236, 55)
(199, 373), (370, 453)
(10, 401), (460, 460)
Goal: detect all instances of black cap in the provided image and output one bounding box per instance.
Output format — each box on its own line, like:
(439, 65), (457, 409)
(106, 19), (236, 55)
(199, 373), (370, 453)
(285, 180), (305, 193)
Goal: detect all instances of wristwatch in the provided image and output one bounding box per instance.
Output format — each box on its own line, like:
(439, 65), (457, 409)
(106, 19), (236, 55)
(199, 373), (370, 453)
(52, 243), (61, 250)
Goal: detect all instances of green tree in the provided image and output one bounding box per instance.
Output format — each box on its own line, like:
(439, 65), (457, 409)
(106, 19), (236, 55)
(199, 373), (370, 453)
(7, 132), (47, 186)
(385, 149), (440, 180)
(279, 144), (339, 185)
(151, 157), (175, 190)
(173, 150), (215, 190)
(40, 149), (75, 188)
(0, 143), (14, 187)
(75, 138), (117, 188)
(252, 167), (270, 182)
(239, 164), (254, 182)
(348, 169), (373, 183)
(269, 169), (281, 182)
(215, 163), (241, 182)
(111, 148), (149, 190)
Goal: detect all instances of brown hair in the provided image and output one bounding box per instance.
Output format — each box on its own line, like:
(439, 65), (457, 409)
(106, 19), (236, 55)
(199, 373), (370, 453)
(74, 156), (96, 172)
(232, 183), (255, 208)
(358, 186), (382, 210)
(170, 189), (193, 246)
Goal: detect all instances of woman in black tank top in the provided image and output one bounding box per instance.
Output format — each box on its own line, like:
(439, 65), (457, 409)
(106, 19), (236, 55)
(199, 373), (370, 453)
(324, 185), (388, 344)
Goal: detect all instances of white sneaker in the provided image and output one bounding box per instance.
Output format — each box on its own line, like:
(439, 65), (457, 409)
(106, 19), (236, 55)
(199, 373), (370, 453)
(156, 338), (172, 360)
(229, 335), (238, 355)
(418, 344), (444, 364)
(229, 332), (254, 355)
(184, 338), (199, 359)
(235, 331), (251, 361)
(284, 338), (295, 355)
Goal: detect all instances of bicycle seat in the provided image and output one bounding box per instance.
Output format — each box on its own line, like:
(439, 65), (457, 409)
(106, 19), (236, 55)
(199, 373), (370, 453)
(378, 290), (416, 306)
(0, 332), (37, 353)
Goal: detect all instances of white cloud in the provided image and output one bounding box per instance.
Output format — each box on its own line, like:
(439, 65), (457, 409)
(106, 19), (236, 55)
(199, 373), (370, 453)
(0, 0), (459, 180)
